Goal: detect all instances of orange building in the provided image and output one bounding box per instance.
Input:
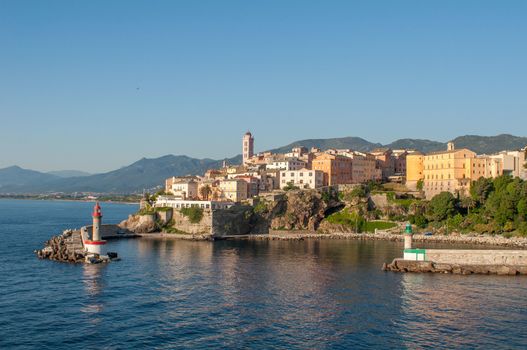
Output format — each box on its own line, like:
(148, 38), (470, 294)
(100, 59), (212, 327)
(311, 153), (352, 186)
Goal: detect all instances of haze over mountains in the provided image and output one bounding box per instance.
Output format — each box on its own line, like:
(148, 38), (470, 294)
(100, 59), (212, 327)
(1, 134), (526, 194)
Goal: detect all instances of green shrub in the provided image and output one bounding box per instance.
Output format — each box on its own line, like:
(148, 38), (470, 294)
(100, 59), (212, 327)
(180, 207), (204, 223)
(350, 186), (368, 198)
(409, 214), (428, 229)
(325, 209), (364, 231)
(253, 200), (268, 214)
(283, 182), (300, 191)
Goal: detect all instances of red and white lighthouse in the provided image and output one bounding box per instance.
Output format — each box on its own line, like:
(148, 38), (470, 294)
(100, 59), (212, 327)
(84, 202), (106, 255)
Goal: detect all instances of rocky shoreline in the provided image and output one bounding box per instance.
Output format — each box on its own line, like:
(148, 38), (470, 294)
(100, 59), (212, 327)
(141, 232), (214, 241)
(138, 230), (527, 248)
(235, 231), (527, 248)
(383, 259), (527, 275)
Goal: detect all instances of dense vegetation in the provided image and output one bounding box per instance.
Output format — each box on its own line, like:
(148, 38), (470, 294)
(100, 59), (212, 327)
(408, 176), (527, 236)
(328, 175), (527, 237)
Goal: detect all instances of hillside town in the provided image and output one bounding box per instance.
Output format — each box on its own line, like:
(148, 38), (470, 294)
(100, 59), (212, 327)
(153, 131), (527, 209)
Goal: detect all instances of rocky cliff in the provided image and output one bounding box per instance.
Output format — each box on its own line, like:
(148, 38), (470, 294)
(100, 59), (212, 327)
(252, 188), (343, 232)
(119, 214), (157, 233)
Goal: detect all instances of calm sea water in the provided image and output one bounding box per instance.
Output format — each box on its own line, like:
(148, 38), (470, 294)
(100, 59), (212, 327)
(1, 199), (526, 349)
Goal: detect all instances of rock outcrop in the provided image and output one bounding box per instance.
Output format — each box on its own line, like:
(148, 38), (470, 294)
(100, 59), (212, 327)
(212, 206), (255, 236)
(119, 214), (157, 233)
(255, 188), (342, 231)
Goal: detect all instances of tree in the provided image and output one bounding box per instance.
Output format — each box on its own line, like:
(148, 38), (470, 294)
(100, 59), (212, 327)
(416, 179), (424, 191)
(484, 177), (521, 226)
(199, 185), (212, 200)
(519, 199), (527, 222)
(470, 177), (493, 205)
(459, 196), (476, 215)
(283, 182), (300, 191)
(428, 192), (457, 222)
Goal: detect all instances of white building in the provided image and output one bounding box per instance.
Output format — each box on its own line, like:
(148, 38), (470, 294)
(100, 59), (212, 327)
(266, 158), (307, 171)
(285, 146), (308, 158)
(490, 150), (527, 180)
(279, 168), (324, 189)
(155, 196), (235, 210)
(219, 179), (248, 202)
(165, 177), (199, 199)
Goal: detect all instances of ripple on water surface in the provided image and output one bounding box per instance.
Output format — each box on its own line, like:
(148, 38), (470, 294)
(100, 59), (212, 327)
(0, 199), (526, 349)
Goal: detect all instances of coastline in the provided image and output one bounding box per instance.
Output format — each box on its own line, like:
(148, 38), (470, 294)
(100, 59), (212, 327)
(143, 230), (527, 248)
(0, 197), (139, 205)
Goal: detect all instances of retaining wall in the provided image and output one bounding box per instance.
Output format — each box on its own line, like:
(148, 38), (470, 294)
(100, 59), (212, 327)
(171, 210), (212, 234)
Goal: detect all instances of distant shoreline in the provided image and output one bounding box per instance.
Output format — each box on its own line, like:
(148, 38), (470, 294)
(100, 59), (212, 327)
(0, 197), (139, 205)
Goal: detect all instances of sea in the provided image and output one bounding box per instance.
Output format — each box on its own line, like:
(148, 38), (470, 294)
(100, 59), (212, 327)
(1, 199), (526, 349)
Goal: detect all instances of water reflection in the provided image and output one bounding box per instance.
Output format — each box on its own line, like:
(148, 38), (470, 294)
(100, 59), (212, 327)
(80, 264), (105, 318)
(74, 237), (527, 348)
(398, 271), (527, 348)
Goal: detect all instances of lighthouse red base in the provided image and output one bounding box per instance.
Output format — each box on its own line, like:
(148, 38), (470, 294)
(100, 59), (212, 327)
(84, 239), (107, 255)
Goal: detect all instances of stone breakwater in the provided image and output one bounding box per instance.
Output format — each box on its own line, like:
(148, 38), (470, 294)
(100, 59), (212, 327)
(241, 231), (527, 248)
(35, 228), (120, 264)
(383, 259), (527, 275)
(35, 229), (87, 263)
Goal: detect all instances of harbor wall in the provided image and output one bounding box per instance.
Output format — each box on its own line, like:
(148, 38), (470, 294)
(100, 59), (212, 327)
(426, 249), (527, 266)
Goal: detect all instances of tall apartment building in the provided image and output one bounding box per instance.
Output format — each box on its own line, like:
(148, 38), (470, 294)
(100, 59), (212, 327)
(405, 152), (424, 191)
(331, 150), (380, 183)
(312, 153), (352, 186)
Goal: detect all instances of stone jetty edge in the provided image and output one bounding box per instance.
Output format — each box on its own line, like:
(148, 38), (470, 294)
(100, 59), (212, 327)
(383, 258), (527, 275)
(143, 230), (527, 248)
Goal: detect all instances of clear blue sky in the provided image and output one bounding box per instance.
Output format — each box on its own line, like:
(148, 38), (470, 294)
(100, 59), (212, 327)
(1, 0), (526, 173)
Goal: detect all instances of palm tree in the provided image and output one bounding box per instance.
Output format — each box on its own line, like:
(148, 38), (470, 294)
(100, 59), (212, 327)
(460, 196), (476, 215)
(199, 185), (212, 200)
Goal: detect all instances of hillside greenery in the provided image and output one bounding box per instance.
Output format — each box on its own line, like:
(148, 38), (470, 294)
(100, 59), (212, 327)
(407, 176), (527, 236)
(180, 207), (204, 223)
(325, 208), (396, 233)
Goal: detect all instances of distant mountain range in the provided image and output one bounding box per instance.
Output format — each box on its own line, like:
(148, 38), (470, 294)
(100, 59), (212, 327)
(47, 170), (91, 178)
(1, 134), (526, 194)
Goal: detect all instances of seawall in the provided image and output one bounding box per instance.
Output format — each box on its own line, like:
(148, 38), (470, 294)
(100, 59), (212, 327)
(385, 249), (527, 275)
(426, 249), (527, 265)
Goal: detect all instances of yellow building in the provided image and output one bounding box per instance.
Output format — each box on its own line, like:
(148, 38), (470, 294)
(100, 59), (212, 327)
(407, 142), (503, 199)
(405, 152), (424, 190)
